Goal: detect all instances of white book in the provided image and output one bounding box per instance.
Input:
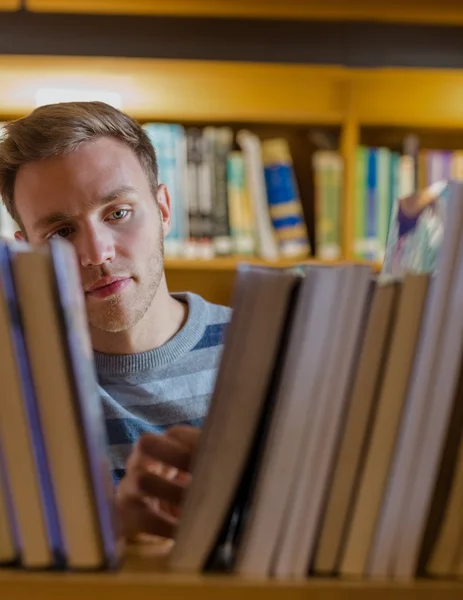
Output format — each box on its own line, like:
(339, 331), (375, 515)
(237, 130), (279, 260)
(368, 181), (463, 578)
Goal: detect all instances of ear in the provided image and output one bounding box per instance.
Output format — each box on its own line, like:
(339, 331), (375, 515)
(14, 230), (25, 241)
(156, 184), (171, 238)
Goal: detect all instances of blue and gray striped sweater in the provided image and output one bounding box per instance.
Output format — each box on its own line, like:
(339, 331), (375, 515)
(94, 292), (232, 484)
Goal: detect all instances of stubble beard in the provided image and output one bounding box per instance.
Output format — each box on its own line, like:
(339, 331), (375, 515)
(86, 234), (164, 334)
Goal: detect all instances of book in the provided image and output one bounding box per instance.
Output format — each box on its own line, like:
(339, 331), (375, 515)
(382, 180), (448, 276)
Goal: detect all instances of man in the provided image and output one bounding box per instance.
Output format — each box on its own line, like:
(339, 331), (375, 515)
(0, 101), (232, 540)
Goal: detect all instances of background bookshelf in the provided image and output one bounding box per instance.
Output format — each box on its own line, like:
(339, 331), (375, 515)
(2, 58), (463, 302)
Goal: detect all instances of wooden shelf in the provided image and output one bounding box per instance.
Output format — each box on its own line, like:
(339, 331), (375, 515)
(3, 57), (463, 130)
(0, 56), (345, 124)
(164, 258), (381, 272)
(350, 69), (463, 128)
(0, 0), (19, 9)
(1, 542), (462, 600)
(24, 0), (463, 26)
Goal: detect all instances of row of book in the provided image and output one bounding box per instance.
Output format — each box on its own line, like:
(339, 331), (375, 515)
(168, 180), (463, 580)
(0, 238), (123, 570)
(3, 117), (463, 267)
(142, 124), (311, 261)
(0, 120), (340, 261)
(353, 145), (463, 264)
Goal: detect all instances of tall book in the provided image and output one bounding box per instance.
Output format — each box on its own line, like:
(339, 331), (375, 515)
(262, 138), (310, 259)
(12, 238), (123, 570)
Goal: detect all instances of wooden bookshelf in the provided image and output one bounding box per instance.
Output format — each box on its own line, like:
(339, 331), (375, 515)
(1, 542), (462, 600)
(24, 0), (463, 26)
(1, 55), (462, 298)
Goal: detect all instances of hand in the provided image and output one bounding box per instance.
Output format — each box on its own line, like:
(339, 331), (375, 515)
(116, 425), (201, 540)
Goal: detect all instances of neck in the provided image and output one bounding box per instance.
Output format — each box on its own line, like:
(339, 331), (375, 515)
(90, 274), (187, 355)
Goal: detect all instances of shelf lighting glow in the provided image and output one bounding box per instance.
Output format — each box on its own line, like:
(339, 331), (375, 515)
(35, 88), (122, 108)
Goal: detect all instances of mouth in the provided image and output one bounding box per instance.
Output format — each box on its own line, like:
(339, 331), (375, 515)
(85, 277), (132, 299)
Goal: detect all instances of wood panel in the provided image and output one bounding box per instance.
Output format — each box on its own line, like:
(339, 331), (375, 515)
(24, 0), (463, 26)
(350, 69), (463, 128)
(0, 56), (345, 124)
(0, 0), (19, 8)
(3, 57), (463, 130)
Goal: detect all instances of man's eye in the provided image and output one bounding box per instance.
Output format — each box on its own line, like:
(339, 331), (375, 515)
(111, 209), (129, 220)
(51, 226), (73, 238)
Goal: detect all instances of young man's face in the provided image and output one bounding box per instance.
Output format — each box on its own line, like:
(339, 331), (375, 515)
(14, 136), (170, 334)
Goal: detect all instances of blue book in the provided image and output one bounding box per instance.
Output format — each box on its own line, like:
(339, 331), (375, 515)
(0, 240), (65, 568)
(262, 138), (310, 258)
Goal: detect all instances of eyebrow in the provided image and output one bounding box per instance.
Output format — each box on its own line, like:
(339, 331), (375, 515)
(33, 185), (138, 231)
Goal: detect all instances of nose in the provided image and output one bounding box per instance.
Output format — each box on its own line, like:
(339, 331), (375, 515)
(76, 223), (116, 268)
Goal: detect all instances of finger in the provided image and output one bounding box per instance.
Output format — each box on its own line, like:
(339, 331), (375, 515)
(136, 504), (178, 540)
(138, 470), (187, 505)
(138, 433), (193, 472)
(119, 495), (179, 540)
(165, 425), (201, 453)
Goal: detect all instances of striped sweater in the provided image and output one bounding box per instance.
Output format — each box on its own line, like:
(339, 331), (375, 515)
(94, 292), (232, 484)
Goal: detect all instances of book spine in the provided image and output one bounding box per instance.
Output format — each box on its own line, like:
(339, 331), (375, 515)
(172, 124), (189, 255)
(377, 148), (392, 262)
(185, 128), (202, 258)
(354, 146), (367, 259)
(210, 127), (233, 256)
(198, 129), (215, 259)
(365, 148), (379, 261)
(262, 139), (309, 259)
(226, 152), (256, 256)
(236, 130), (279, 261)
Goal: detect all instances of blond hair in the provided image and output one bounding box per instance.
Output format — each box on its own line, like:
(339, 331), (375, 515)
(0, 101), (158, 226)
